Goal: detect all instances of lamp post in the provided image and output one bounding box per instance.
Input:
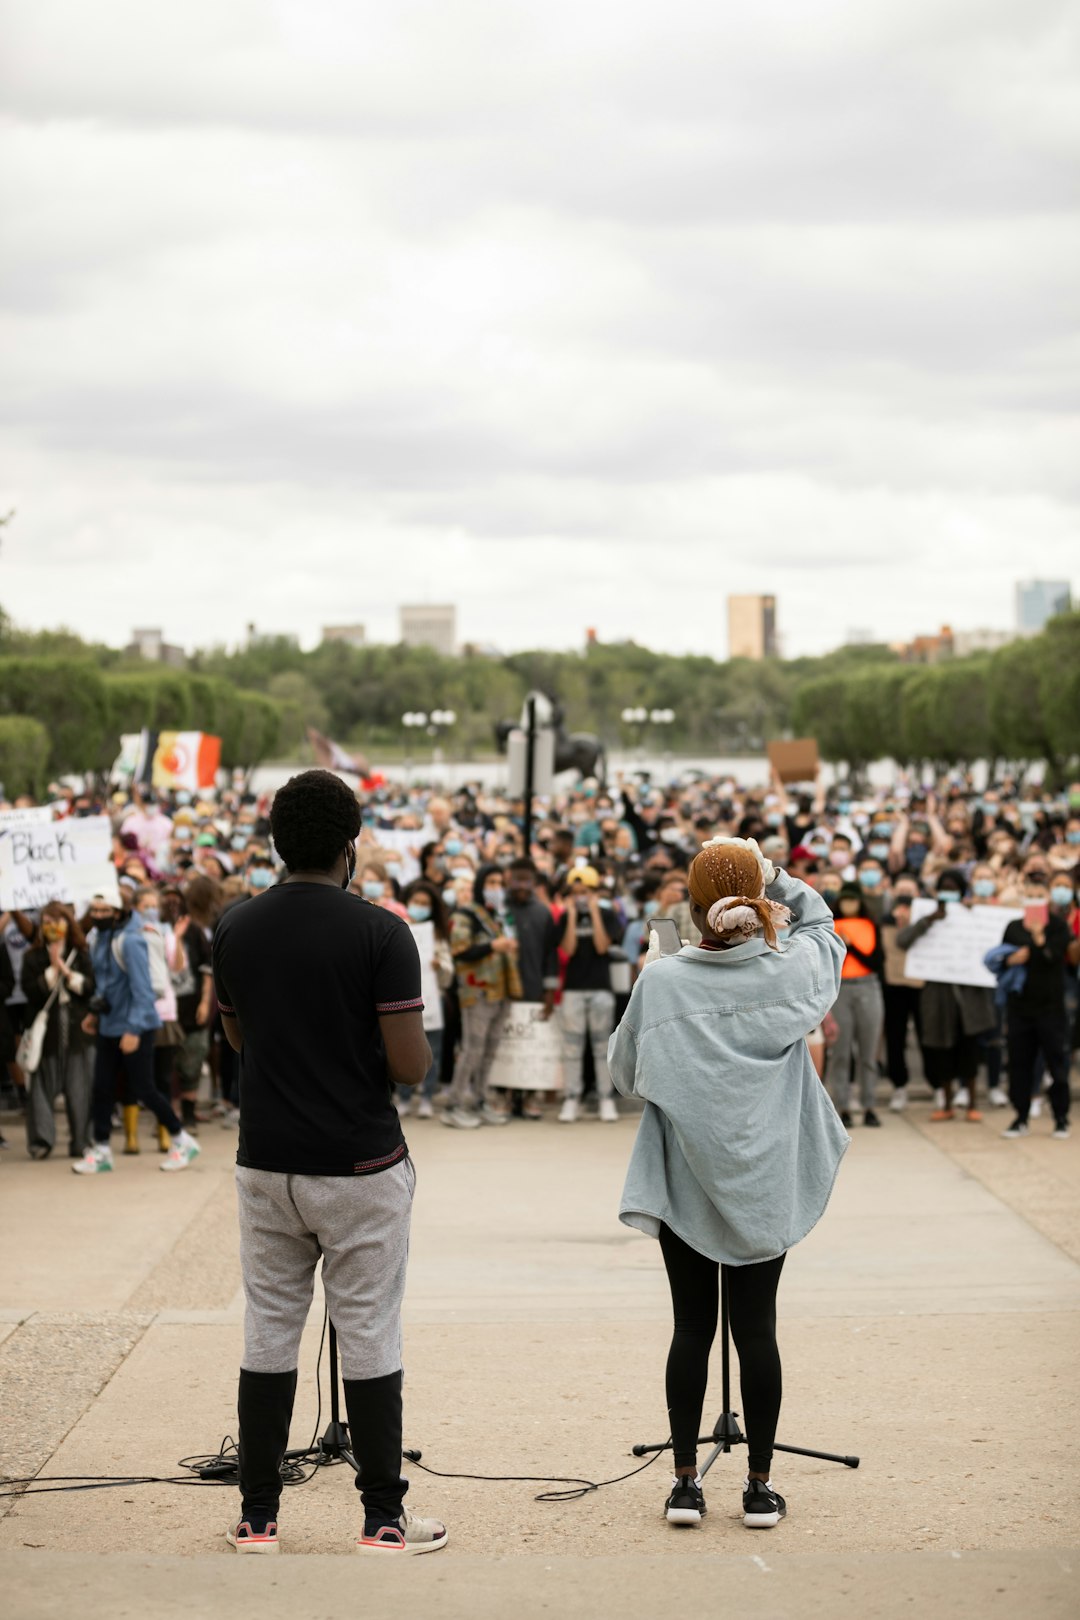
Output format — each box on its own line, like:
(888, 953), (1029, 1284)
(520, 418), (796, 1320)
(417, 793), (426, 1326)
(401, 711), (427, 782)
(428, 709), (457, 777)
(621, 706), (648, 763)
(650, 709), (676, 775)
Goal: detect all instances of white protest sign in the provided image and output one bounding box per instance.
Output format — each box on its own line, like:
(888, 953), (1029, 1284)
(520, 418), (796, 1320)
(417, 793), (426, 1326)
(0, 815), (113, 910)
(409, 920), (444, 1033)
(0, 806), (52, 830)
(365, 827), (426, 885)
(487, 1001), (566, 1093)
(903, 899), (1023, 989)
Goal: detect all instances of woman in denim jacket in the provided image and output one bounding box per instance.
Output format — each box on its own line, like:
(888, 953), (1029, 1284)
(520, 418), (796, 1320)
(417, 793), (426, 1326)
(609, 839), (847, 1532)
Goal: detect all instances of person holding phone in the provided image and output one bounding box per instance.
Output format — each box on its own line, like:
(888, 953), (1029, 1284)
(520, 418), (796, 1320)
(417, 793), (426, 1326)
(609, 838), (846, 1533)
(1000, 877), (1072, 1140)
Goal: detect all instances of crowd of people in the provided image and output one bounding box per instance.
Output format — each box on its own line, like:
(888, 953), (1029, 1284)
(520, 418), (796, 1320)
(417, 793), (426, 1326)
(2, 762), (1078, 1166)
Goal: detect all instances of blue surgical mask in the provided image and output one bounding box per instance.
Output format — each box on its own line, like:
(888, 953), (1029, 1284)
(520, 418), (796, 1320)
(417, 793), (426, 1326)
(859, 870), (882, 890)
(249, 868), (274, 891)
(231, 834), (247, 851)
(444, 838), (463, 856)
(938, 890), (961, 904)
(442, 885), (457, 909)
(1068, 830), (1080, 846)
(868, 842), (890, 861)
(874, 823), (893, 839)
(385, 862), (402, 880)
(140, 907), (160, 925)
(362, 880), (384, 900)
(1051, 886), (1074, 907)
(766, 813), (783, 829)
(407, 903), (431, 924)
(642, 899), (660, 919)
(175, 791), (192, 807)
(973, 879), (996, 899)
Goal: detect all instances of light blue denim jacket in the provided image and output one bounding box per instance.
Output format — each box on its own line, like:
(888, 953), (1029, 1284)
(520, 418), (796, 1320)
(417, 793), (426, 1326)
(608, 870), (849, 1265)
(89, 913), (161, 1039)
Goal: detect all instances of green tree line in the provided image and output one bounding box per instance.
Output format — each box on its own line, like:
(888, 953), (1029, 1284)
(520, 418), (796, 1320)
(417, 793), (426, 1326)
(791, 612), (1080, 781)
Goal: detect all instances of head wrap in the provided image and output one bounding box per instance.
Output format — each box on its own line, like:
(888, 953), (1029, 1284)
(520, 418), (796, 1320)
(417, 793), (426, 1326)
(687, 843), (789, 950)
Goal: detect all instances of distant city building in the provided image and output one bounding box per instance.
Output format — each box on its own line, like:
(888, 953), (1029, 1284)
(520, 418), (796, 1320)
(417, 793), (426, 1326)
(125, 627), (185, 668)
(844, 628), (875, 646)
(1015, 580), (1071, 636)
(322, 624), (367, 648)
(951, 628), (1016, 658)
(245, 623), (300, 650)
(898, 625), (955, 665)
(727, 595), (778, 660)
(400, 604), (457, 656)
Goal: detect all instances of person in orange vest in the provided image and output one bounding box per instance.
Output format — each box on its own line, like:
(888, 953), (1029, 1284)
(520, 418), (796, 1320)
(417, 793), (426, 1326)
(825, 883), (885, 1127)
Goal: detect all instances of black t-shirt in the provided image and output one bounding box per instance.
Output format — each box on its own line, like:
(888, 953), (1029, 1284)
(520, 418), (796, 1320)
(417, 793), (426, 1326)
(556, 901), (625, 992)
(177, 922), (213, 1033)
(1002, 916), (1071, 1016)
(212, 883), (422, 1176)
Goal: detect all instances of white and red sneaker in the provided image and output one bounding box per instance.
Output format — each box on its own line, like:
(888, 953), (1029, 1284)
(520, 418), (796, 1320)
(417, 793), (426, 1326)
(356, 1506), (448, 1556)
(160, 1131), (201, 1172)
(226, 1515), (279, 1554)
(72, 1144), (113, 1175)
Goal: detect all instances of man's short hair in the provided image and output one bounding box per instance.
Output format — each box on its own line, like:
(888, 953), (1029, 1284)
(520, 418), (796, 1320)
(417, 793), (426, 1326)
(508, 856), (537, 877)
(270, 770), (361, 874)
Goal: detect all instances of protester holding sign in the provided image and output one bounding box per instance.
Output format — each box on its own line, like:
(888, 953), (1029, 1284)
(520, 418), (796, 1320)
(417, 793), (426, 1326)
(896, 871), (997, 1122)
(999, 875), (1072, 1141)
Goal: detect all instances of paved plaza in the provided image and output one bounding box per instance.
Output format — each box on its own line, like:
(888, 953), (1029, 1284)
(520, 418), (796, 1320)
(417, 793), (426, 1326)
(1, 1096), (1077, 1617)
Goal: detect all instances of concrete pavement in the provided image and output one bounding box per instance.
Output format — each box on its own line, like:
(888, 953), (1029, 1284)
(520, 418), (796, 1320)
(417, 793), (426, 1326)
(1, 1093), (1077, 1616)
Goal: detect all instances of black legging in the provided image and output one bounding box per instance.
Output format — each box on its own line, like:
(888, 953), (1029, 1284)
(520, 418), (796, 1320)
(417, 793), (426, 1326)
(659, 1224), (785, 1475)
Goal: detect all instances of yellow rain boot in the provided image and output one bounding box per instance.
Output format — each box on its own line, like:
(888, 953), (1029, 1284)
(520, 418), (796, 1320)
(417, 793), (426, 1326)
(158, 1122), (171, 1154)
(122, 1104), (140, 1155)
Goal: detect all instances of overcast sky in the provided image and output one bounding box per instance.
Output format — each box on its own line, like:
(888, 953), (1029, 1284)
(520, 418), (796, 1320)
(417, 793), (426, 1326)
(1, 0), (1077, 660)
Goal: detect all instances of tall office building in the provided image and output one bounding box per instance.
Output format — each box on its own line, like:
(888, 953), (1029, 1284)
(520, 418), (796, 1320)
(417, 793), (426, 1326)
(400, 604), (457, 656)
(1015, 580), (1071, 636)
(321, 624), (367, 648)
(727, 594), (778, 660)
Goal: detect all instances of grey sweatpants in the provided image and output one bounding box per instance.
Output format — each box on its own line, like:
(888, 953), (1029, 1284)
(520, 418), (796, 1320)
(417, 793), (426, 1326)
(827, 977), (885, 1112)
(236, 1158), (415, 1381)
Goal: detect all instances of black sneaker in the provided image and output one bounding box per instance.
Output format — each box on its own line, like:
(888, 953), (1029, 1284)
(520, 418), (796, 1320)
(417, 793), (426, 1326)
(863, 1109), (881, 1128)
(1001, 1118), (1029, 1139)
(665, 1475), (706, 1526)
(743, 1478), (786, 1528)
(839, 1110), (853, 1128)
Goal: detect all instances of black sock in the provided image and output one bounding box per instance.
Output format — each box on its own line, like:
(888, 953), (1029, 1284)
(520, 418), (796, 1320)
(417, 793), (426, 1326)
(237, 1368), (297, 1520)
(343, 1371), (407, 1523)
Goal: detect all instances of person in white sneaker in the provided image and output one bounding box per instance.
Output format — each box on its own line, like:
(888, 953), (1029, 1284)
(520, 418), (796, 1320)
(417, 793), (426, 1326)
(74, 893), (199, 1176)
(609, 839), (848, 1526)
(556, 867), (622, 1123)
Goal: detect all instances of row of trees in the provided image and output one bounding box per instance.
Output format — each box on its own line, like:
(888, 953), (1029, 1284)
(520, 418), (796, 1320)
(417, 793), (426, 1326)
(0, 658), (281, 796)
(792, 613), (1080, 780)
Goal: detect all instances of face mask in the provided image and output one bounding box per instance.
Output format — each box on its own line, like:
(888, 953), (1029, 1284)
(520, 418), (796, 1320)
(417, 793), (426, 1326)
(174, 828), (192, 843)
(231, 834), (247, 851)
(830, 851), (849, 870)
(859, 871), (882, 890)
(385, 862), (402, 880)
(408, 902), (432, 923)
(766, 813), (783, 829)
(874, 824), (893, 839)
(444, 839), (463, 856)
(483, 887), (504, 911)
(660, 828), (682, 845)
(907, 844), (928, 871)
(868, 842), (890, 861)
(175, 791), (192, 806)
(362, 880), (384, 900)
(140, 907), (160, 925)
(808, 842), (828, 857)
(1051, 887), (1074, 907)
(90, 913), (120, 930)
(973, 879), (997, 899)
(249, 868), (275, 891)
(442, 886), (457, 909)
(1027, 870), (1049, 883)
(1068, 830), (1080, 845)
(642, 899), (660, 919)
(938, 890), (961, 904)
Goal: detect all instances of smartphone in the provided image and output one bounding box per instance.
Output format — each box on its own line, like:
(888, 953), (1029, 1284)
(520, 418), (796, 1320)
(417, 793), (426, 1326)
(648, 917), (683, 956)
(1024, 902), (1049, 932)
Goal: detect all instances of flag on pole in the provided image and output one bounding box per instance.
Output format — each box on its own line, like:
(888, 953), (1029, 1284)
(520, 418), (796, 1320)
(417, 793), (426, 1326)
(306, 727), (370, 778)
(151, 732), (221, 792)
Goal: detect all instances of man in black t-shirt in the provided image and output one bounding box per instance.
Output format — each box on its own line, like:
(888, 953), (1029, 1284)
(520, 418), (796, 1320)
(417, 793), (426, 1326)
(212, 769), (447, 1557)
(1000, 879), (1072, 1140)
(554, 866), (624, 1124)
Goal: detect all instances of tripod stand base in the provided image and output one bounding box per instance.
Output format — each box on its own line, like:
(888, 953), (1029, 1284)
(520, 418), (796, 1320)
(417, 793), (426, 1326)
(633, 1411), (859, 1473)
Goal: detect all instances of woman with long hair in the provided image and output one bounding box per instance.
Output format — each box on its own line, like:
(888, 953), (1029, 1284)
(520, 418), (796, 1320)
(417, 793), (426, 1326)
(22, 903), (95, 1159)
(609, 838), (847, 1532)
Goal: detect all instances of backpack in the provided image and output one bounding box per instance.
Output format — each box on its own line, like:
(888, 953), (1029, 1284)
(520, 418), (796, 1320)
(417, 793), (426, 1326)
(113, 923), (170, 1000)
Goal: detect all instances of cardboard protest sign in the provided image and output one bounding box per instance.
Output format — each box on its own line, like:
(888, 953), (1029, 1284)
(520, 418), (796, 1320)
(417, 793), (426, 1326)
(768, 738), (819, 784)
(903, 899), (1023, 990)
(0, 815), (114, 911)
(410, 920), (444, 1034)
(487, 1002), (565, 1093)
